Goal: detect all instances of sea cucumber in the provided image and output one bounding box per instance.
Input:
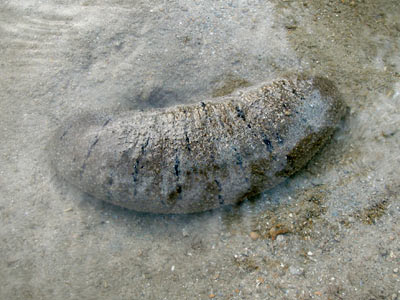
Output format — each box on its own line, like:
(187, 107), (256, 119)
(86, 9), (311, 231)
(51, 75), (345, 214)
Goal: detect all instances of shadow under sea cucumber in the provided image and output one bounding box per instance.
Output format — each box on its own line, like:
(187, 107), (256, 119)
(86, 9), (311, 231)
(51, 75), (345, 214)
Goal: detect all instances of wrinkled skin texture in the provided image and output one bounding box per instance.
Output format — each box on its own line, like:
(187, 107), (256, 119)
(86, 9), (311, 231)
(51, 75), (345, 213)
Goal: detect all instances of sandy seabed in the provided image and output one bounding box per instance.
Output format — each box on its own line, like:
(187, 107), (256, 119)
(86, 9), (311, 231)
(1, 0), (399, 299)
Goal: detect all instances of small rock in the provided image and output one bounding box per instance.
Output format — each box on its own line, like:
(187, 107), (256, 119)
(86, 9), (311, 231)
(382, 128), (397, 137)
(250, 231), (260, 240)
(256, 277), (265, 286)
(182, 228), (189, 237)
(311, 177), (323, 186)
(289, 265), (304, 275)
(269, 226), (290, 240)
(275, 235), (286, 243)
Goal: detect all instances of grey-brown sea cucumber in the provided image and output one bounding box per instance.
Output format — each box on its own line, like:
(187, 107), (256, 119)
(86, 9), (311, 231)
(51, 75), (345, 214)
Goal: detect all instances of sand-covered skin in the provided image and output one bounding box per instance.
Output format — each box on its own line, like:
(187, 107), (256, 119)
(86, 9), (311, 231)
(52, 76), (344, 213)
(1, 0), (399, 299)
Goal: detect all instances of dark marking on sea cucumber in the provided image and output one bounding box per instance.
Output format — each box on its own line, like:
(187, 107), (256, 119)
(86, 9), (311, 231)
(141, 137), (150, 154)
(215, 179), (224, 205)
(174, 154), (180, 178)
(132, 159), (140, 183)
(262, 137), (273, 152)
(167, 184), (182, 205)
(276, 133), (284, 144)
(60, 124), (73, 140)
(235, 106), (246, 121)
(60, 130), (68, 140)
(232, 147), (243, 166)
(89, 137), (100, 150)
(130, 138), (150, 194)
(215, 179), (222, 190)
(131, 160), (140, 195)
(102, 118), (112, 127)
(218, 195), (224, 205)
(79, 136), (100, 177)
(185, 133), (191, 152)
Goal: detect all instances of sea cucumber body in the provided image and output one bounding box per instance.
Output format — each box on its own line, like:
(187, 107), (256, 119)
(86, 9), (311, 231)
(51, 75), (345, 213)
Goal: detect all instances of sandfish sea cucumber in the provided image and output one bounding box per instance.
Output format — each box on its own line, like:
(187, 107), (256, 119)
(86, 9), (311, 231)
(51, 75), (345, 214)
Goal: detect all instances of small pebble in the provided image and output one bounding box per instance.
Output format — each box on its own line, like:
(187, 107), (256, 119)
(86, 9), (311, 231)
(182, 228), (189, 237)
(289, 266), (304, 276)
(394, 268), (399, 274)
(256, 277), (264, 286)
(269, 226), (290, 240)
(311, 177), (323, 186)
(382, 128), (397, 137)
(250, 231), (260, 240)
(276, 235), (286, 243)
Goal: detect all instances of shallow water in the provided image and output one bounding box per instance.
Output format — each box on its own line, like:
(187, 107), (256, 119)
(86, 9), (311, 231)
(1, 0), (399, 299)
